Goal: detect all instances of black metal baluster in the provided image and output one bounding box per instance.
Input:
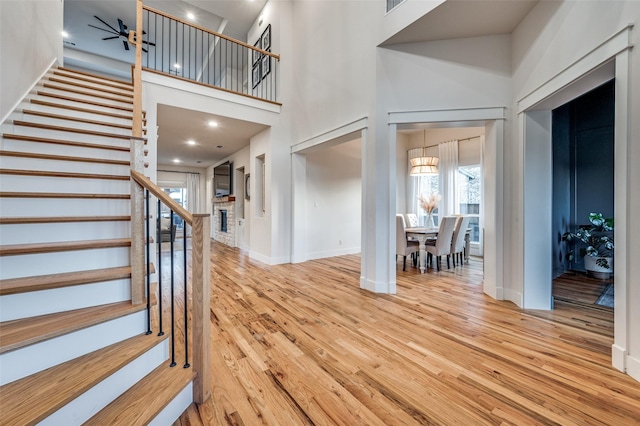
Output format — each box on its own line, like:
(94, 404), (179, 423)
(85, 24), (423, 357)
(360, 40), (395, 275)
(169, 210), (176, 367)
(145, 189), (152, 335)
(157, 200), (164, 336)
(183, 223), (189, 368)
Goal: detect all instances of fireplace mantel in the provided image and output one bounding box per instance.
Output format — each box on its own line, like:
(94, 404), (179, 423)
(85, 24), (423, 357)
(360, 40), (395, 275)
(213, 196), (235, 203)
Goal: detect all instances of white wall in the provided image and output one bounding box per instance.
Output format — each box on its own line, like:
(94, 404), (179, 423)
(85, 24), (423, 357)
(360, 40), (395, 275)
(305, 139), (361, 259)
(0, 0), (63, 123)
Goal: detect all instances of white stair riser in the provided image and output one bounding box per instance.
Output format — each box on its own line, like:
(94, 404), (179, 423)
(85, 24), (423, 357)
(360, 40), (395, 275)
(41, 339), (168, 426)
(10, 111), (133, 137)
(0, 221), (131, 245)
(2, 123), (133, 146)
(23, 101), (133, 127)
(0, 310), (148, 386)
(0, 174), (131, 193)
(0, 196), (131, 217)
(46, 73), (134, 97)
(31, 93), (132, 116)
(52, 70), (132, 91)
(0, 138), (130, 162)
(0, 278), (131, 322)
(150, 382), (193, 426)
(34, 86), (133, 109)
(0, 156), (130, 176)
(0, 247), (130, 280)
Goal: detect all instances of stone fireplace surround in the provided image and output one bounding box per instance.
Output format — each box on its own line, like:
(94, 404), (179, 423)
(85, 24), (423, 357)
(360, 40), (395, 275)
(213, 197), (235, 247)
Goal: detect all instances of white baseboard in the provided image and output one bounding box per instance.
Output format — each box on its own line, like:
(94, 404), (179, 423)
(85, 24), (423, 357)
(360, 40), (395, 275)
(625, 353), (640, 383)
(306, 247), (360, 261)
(503, 288), (523, 308)
(612, 344), (627, 372)
(360, 276), (396, 294)
(249, 251), (290, 266)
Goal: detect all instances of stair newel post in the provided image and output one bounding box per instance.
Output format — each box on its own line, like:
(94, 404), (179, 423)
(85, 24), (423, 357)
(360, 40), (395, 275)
(183, 223), (189, 368)
(192, 213), (211, 403)
(130, 138), (145, 305)
(131, 0), (143, 139)
(157, 199), (164, 336)
(145, 189), (152, 335)
(169, 210), (176, 367)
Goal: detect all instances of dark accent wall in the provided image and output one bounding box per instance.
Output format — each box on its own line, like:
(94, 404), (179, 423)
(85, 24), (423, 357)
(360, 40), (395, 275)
(552, 80), (614, 277)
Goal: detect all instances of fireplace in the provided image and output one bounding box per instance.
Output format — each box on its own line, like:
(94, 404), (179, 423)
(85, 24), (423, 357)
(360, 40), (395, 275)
(220, 209), (228, 232)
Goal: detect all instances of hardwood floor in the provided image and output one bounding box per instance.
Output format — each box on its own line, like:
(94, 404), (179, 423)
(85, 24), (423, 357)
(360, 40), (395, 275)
(173, 241), (639, 425)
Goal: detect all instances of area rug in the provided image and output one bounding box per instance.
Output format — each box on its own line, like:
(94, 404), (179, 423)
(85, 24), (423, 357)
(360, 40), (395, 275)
(595, 284), (614, 308)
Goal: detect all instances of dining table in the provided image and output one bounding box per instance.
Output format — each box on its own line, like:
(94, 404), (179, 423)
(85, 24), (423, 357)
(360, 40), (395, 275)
(405, 227), (471, 273)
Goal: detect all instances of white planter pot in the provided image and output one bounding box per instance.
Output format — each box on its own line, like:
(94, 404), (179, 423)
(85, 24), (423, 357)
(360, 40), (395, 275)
(584, 256), (613, 279)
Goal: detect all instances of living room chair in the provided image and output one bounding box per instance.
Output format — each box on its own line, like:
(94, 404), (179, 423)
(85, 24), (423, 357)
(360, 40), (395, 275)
(425, 216), (457, 271)
(396, 214), (419, 271)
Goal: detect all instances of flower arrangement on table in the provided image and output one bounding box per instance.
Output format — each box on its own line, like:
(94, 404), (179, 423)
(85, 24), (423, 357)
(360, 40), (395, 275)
(418, 192), (441, 227)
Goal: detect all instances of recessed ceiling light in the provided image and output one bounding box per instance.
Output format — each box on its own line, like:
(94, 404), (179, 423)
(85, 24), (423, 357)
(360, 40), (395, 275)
(174, 63), (181, 69)
(61, 31), (69, 38)
(208, 120), (218, 127)
(216, 145), (223, 149)
(173, 158), (181, 163)
(187, 140), (196, 145)
(187, 12), (195, 20)
(196, 160), (202, 164)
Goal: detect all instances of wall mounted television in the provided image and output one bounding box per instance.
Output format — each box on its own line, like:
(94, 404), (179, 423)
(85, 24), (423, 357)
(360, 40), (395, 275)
(213, 161), (232, 198)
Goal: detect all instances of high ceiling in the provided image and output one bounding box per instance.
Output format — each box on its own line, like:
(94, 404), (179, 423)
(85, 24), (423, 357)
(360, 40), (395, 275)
(63, 0), (267, 168)
(62, 0), (539, 168)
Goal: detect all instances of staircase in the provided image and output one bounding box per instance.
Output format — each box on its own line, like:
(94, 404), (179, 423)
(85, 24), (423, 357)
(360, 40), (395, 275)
(0, 67), (194, 424)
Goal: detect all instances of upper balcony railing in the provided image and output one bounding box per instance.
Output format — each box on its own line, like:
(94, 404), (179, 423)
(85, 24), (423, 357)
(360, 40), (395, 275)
(138, 4), (280, 105)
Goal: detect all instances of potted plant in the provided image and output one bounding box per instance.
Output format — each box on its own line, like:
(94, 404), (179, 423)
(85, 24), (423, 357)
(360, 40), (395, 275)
(562, 212), (614, 279)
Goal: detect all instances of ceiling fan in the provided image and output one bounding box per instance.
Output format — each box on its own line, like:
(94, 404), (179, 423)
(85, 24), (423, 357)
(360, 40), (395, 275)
(89, 15), (155, 52)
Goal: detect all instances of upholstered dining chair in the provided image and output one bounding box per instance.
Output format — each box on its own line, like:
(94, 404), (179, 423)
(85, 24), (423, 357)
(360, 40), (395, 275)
(396, 214), (419, 271)
(450, 216), (471, 267)
(425, 216), (457, 271)
(403, 213), (419, 241)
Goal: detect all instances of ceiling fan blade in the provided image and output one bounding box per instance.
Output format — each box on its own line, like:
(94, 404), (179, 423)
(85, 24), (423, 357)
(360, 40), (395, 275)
(142, 40), (156, 46)
(94, 15), (119, 33)
(142, 47), (148, 53)
(118, 18), (127, 35)
(123, 40), (130, 51)
(88, 24), (118, 35)
(102, 36), (119, 40)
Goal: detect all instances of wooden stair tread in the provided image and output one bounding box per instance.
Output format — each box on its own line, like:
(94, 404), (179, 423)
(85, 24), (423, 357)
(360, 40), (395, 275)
(0, 168), (130, 181)
(30, 99), (137, 121)
(1, 133), (131, 152)
(47, 77), (134, 99)
(0, 300), (146, 354)
(85, 360), (195, 426)
(0, 215), (131, 225)
(0, 149), (130, 166)
(52, 70), (133, 92)
(12, 120), (134, 140)
(0, 266), (132, 296)
(22, 109), (133, 130)
(0, 238), (131, 256)
(37, 91), (135, 113)
(54, 67), (133, 87)
(0, 191), (130, 199)
(56, 66), (133, 87)
(0, 332), (167, 425)
(43, 83), (133, 104)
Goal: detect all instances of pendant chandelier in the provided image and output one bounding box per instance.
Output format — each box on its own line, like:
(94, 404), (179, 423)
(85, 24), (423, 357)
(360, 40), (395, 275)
(408, 130), (439, 176)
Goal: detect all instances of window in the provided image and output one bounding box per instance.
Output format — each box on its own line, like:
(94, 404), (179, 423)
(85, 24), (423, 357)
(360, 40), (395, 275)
(457, 165), (481, 243)
(415, 175), (440, 226)
(386, 0), (406, 13)
(161, 187), (187, 230)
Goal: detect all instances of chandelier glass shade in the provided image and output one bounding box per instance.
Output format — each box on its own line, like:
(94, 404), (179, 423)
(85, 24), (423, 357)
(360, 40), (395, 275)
(408, 147), (439, 176)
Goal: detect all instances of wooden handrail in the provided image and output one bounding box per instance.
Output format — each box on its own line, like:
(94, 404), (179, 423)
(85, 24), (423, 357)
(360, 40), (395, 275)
(130, 170), (193, 225)
(143, 4), (280, 60)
